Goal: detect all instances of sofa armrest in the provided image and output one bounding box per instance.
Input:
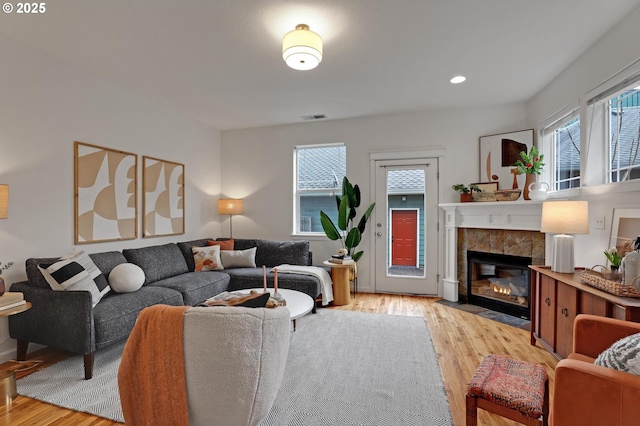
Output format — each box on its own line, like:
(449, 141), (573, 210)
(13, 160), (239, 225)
(9, 281), (94, 355)
(552, 358), (640, 426)
(573, 314), (640, 358)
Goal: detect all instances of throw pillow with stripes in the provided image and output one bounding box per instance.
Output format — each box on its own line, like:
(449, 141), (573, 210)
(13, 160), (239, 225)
(595, 332), (640, 376)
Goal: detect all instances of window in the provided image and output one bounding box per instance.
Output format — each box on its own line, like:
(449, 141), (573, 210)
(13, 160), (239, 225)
(294, 144), (346, 233)
(609, 84), (640, 182)
(542, 107), (580, 190)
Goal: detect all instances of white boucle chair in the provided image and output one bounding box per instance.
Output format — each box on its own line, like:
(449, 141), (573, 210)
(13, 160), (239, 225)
(119, 306), (290, 426)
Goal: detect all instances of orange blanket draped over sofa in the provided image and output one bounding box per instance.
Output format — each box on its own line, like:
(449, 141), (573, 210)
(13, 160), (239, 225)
(118, 304), (190, 426)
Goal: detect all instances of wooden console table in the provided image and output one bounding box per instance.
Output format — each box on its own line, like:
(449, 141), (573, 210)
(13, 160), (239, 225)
(530, 266), (640, 359)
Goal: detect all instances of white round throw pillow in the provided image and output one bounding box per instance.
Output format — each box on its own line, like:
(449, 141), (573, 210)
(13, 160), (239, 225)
(108, 263), (145, 293)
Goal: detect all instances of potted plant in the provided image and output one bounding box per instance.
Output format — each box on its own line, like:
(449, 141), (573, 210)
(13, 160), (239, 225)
(514, 146), (545, 200)
(452, 184), (480, 203)
(319, 177), (375, 262)
(0, 261), (13, 295)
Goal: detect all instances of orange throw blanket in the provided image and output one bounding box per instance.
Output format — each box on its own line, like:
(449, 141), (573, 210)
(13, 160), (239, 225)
(118, 304), (190, 426)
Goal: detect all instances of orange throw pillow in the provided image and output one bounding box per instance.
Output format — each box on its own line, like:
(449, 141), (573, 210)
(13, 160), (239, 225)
(207, 239), (234, 250)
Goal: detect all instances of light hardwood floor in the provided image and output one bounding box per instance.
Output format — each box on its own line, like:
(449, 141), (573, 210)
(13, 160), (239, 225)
(0, 294), (558, 426)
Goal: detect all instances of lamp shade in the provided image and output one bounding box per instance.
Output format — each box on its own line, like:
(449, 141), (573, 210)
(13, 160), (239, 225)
(540, 201), (589, 235)
(218, 199), (243, 215)
(0, 185), (8, 219)
(282, 24), (322, 71)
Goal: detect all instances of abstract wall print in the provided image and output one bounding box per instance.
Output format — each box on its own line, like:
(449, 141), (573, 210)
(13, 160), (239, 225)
(74, 142), (137, 244)
(479, 129), (534, 190)
(142, 156), (184, 237)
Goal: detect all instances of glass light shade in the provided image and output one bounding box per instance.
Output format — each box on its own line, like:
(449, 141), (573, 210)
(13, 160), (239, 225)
(218, 199), (243, 215)
(0, 185), (8, 219)
(540, 201), (589, 234)
(282, 24), (322, 71)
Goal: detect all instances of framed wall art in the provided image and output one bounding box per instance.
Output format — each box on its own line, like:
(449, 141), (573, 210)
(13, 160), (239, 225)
(479, 129), (534, 190)
(471, 182), (499, 202)
(74, 141), (138, 244)
(609, 207), (640, 258)
(142, 156), (185, 237)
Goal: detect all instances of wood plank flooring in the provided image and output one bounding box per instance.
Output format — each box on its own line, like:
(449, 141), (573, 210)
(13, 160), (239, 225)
(0, 294), (558, 426)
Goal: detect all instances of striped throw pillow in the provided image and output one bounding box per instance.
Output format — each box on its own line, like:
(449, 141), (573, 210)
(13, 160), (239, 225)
(595, 332), (640, 376)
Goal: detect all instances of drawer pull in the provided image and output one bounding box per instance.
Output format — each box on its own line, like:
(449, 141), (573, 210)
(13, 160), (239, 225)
(544, 297), (551, 306)
(561, 307), (568, 316)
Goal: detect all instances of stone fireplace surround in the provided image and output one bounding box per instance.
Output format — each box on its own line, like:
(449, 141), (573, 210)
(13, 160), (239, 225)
(439, 201), (545, 302)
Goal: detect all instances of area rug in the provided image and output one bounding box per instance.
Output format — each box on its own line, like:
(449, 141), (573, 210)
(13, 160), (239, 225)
(17, 309), (453, 425)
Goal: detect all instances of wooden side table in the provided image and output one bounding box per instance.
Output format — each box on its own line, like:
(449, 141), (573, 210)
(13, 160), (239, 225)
(0, 302), (31, 408)
(323, 261), (354, 306)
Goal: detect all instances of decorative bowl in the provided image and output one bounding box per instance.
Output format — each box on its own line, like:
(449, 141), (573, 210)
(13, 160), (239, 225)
(494, 189), (522, 201)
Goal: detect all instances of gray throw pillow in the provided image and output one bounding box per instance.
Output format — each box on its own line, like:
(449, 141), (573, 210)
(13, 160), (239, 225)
(595, 332), (640, 375)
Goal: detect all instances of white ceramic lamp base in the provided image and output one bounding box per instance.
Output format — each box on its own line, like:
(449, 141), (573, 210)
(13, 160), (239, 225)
(551, 234), (575, 273)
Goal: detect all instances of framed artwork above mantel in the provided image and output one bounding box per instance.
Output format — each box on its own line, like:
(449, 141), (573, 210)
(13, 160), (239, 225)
(479, 129), (534, 190)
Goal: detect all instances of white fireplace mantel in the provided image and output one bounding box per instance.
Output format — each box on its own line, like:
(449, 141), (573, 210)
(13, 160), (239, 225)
(439, 201), (543, 301)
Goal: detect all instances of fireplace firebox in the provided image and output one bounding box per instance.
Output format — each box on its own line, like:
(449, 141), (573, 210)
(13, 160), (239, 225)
(467, 251), (531, 319)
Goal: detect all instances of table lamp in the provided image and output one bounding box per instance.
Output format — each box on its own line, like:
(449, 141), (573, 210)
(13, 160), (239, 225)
(218, 198), (243, 238)
(540, 200), (589, 273)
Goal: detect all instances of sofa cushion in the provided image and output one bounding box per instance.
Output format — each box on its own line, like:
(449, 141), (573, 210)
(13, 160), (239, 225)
(38, 250), (111, 307)
(255, 240), (309, 267)
(595, 332), (640, 375)
(89, 251), (128, 278)
(147, 271), (231, 306)
(123, 243), (189, 284)
(108, 263), (145, 293)
(217, 238), (258, 251)
(94, 286), (184, 349)
(207, 239), (234, 250)
(177, 238), (214, 272)
(192, 246), (223, 271)
(220, 247), (257, 269)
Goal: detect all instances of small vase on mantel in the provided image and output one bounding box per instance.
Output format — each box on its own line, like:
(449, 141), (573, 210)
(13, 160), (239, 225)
(523, 174), (537, 200)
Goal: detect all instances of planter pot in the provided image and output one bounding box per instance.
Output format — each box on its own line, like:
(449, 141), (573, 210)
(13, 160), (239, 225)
(460, 193), (473, 203)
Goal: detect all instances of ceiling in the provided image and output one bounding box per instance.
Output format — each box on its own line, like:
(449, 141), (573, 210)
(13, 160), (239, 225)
(1, 0), (639, 131)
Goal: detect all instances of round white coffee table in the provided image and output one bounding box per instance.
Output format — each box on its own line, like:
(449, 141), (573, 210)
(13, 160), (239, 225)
(249, 288), (314, 331)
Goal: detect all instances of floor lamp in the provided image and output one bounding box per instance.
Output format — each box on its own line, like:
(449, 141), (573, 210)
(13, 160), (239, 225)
(540, 200), (589, 273)
(218, 198), (243, 238)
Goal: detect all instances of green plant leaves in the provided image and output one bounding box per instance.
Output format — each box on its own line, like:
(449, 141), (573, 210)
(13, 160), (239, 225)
(320, 211), (341, 241)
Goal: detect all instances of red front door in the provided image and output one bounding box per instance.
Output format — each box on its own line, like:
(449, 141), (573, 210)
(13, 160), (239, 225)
(391, 210), (417, 266)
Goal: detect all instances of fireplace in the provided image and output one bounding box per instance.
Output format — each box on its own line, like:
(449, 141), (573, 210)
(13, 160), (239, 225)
(467, 251), (531, 319)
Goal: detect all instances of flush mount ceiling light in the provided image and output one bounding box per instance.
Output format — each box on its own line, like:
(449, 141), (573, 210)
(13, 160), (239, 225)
(282, 24), (323, 71)
(450, 75), (467, 84)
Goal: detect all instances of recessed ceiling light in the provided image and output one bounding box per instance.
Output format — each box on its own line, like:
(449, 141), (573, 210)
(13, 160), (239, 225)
(450, 75), (466, 84)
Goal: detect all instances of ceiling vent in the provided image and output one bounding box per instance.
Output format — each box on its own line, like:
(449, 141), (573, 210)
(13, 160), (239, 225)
(301, 114), (327, 121)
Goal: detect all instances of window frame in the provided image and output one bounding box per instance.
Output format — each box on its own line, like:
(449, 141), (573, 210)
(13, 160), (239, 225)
(541, 106), (581, 191)
(293, 143), (346, 235)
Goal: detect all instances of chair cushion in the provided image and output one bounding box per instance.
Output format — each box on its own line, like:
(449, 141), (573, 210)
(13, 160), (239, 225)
(468, 354), (548, 419)
(595, 332), (640, 375)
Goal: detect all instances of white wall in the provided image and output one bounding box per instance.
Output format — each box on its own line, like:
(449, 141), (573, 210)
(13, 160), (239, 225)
(527, 6), (640, 268)
(222, 105), (529, 293)
(0, 34), (222, 359)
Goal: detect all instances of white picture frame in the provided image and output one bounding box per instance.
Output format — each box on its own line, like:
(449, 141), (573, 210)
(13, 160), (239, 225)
(609, 207), (640, 258)
(479, 129), (534, 190)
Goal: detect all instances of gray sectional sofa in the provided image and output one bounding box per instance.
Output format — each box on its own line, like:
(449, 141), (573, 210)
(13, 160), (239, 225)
(9, 238), (321, 379)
